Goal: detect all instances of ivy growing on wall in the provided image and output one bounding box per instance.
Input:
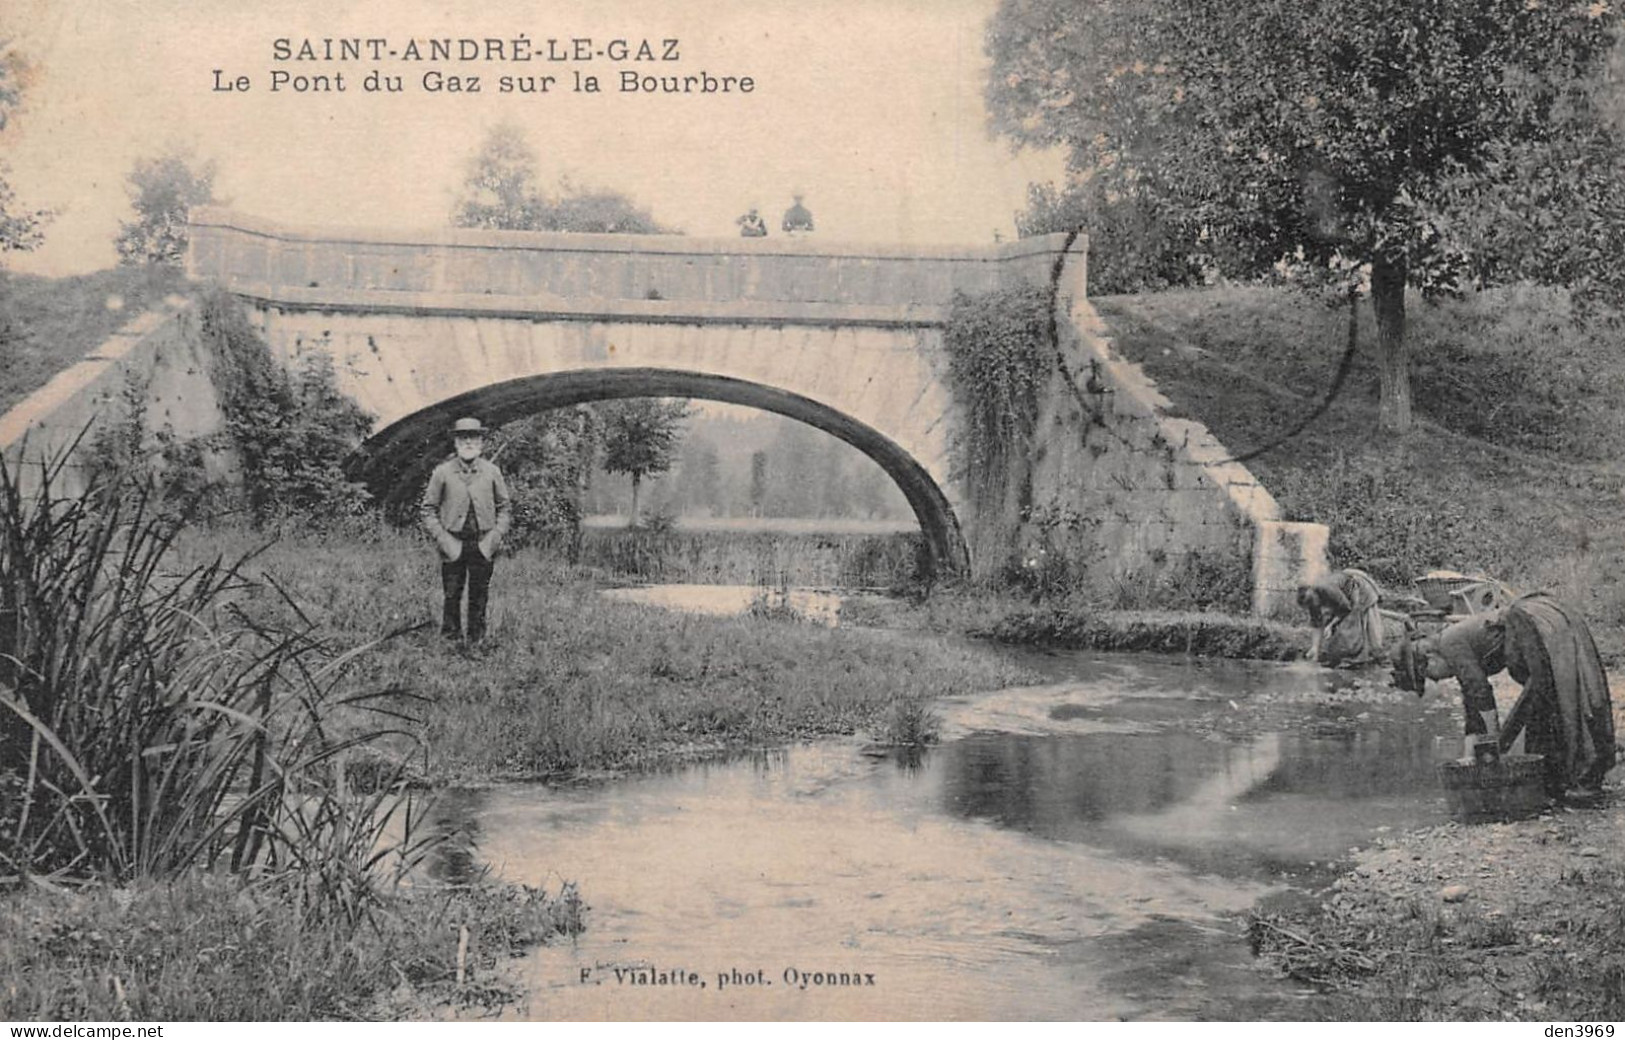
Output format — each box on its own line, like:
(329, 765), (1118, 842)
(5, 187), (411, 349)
(196, 290), (375, 525)
(941, 283), (1054, 513)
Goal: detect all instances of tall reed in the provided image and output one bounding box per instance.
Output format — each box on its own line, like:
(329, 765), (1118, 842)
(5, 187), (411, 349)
(0, 453), (429, 898)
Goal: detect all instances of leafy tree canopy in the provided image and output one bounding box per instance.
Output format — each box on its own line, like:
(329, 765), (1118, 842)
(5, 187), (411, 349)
(452, 124), (676, 234)
(598, 398), (690, 524)
(986, 0), (1625, 433)
(115, 149), (217, 266)
(0, 44), (50, 258)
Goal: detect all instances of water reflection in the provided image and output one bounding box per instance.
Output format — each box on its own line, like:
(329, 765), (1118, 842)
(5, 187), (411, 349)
(939, 724), (1450, 879)
(945, 726), (1444, 832)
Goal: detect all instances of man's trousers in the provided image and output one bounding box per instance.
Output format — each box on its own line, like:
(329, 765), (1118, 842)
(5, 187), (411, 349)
(441, 538), (494, 641)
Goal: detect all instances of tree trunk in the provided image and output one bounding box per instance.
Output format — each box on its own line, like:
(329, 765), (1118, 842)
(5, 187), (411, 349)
(1371, 257), (1412, 436)
(629, 472), (642, 527)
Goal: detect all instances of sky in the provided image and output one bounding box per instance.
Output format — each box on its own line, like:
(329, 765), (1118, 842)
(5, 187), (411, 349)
(3, 0), (1066, 276)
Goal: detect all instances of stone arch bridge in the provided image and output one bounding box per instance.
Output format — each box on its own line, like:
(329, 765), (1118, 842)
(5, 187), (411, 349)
(0, 208), (1324, 612)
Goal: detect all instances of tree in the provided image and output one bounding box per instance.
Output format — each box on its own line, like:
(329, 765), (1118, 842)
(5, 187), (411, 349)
(488, 408), (598, 553)
(986, 0), (1625, 435)
(748, 450), (768, 518)
(453, 124), (675, 233)
(546, 177), (670, 234)
(852, 464), (895, 521)
(0, 45), (50, 258)
(1018, 181), (1206, 295)
(451, 124), (548, 231)
(695, 442), (723, 516)
(115, 150), (217, 266)
(598, 398), (690, 525)
(665, 434), (722, 516)
(763, 421), (820, 516)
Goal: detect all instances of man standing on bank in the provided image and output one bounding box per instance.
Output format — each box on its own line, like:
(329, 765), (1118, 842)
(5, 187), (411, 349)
(420, 417), (512, 643)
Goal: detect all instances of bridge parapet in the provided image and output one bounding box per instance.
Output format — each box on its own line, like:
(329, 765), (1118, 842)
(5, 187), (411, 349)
(186, 207), (1073, 317)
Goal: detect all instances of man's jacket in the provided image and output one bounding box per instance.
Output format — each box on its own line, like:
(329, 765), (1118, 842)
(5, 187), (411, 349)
(420, 456), (512, 560)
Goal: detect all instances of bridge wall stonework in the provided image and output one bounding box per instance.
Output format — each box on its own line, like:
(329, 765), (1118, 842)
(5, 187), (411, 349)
(0, 210), (1325, 613)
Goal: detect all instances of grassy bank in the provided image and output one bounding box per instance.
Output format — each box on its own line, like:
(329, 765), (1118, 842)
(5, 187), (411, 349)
(0, 266), (194, 414)
(1, 874), (583, 1020)
(179, 524), (1033, 783)
(1095, 285), (1625, 661)
(838, 587), (1308, 659)
(1, 496), (1017, 1020)
(982, 607), (1307, 659)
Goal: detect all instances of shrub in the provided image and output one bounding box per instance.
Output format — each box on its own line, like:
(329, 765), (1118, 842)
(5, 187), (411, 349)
(1155, 547), (1254, 614)
(505, 470), (583, 556)
(487, 409), (594, 553)
(81, 372), (218, 512)
(878, 696), (941, 747)
(197, 291), (374, 526)
(637, 508), (678, 534)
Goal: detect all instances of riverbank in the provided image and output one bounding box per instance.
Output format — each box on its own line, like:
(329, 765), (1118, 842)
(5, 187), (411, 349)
(2, 521), (1031, 1021)
(1249, 680), (1625, 1019)
(180, 525), (1036, 785)
(839, 586), (1310, 660)
(1250, 795), (1625, 1019)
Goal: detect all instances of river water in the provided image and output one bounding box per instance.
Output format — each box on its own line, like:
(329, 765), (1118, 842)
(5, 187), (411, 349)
(435, 589), (1468, 1021)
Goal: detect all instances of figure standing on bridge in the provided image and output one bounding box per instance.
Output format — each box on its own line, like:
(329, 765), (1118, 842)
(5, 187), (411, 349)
(420, 417), (512, 643)
(736, 207), (768, 237)
(781, 194), (814, 235)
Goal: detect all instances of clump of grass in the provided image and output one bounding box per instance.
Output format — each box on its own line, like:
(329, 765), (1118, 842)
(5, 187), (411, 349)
(1247, 911), (1378, 987)
(744, 587), (807, 624)
(877, 696), (941, 748)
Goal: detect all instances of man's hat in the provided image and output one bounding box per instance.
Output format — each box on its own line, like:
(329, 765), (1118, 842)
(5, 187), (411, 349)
(451, 417), (485, 435)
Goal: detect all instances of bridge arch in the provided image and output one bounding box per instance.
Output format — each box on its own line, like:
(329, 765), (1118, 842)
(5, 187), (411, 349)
(348, 367), (969, 577)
